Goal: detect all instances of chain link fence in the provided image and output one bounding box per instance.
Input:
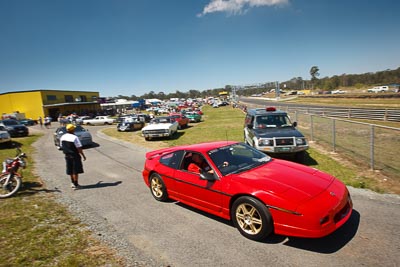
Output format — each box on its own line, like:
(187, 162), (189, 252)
(293, 111), (400, 179)
(240, 101), (400, 180)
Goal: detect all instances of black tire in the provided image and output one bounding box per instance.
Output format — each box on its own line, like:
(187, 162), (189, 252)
(231, 196), (273, 241)
(0, 173), (22, 198)
(149, 173), (168, 201)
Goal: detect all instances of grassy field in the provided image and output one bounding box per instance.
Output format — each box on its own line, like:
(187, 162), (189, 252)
(0, 136), (124, 266)
(1, 103), (397, 266)
(103, 104), (398, 194)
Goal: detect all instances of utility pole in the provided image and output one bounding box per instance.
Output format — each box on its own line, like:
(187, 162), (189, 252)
(275, 81), (280, 99)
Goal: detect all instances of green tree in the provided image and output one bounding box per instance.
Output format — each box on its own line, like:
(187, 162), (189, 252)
(310, 66), (320, 89)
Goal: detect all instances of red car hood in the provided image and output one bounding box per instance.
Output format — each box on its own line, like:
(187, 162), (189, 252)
(231, 159), (335, 202)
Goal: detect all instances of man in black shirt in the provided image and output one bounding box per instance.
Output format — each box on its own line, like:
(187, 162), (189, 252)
(60, 124), (86, 189)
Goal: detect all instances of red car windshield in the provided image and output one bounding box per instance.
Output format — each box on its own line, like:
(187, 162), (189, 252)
(208, 143), (271, 176)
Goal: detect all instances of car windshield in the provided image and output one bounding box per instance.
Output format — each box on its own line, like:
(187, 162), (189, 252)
(208, 143), (272, 176)
(2, 120), (20, 126)
(151, 117), (172, 124)
(255, 115), (292, 128)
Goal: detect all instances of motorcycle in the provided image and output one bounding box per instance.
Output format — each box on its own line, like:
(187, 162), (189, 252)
(0, 147), (27, 198)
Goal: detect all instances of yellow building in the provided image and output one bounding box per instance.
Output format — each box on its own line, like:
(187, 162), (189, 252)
(0, 90), (100, 121)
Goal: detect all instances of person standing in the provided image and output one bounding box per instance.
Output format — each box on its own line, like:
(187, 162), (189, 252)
(60, 124), (86, 189)
(38, 116), (43, 128)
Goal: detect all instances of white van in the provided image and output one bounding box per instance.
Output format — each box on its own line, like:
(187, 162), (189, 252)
(368, 86), (389, 93)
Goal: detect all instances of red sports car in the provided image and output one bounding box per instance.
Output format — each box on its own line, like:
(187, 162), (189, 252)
(142, 141), (352, 241)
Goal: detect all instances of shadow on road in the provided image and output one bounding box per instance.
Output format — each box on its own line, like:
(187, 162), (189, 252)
(175, 201), (360, 253)
(79, 180), (122, 190)
(18, 181), (62, 196)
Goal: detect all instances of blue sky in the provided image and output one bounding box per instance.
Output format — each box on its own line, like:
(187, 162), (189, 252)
(1, 0), (399, 97)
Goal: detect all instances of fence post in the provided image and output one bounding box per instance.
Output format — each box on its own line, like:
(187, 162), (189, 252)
(332, 118), (336, 152)
(370, 125), (375, 170)
(310, 115), (314, 141)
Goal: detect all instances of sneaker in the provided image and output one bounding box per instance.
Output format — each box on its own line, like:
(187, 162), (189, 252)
(71, 183), (81, 190)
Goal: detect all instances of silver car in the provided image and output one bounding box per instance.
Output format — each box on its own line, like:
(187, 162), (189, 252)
(53, 125), (93, 149)
(0, 125), (12, 147)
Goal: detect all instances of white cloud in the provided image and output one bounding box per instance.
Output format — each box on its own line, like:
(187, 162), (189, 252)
(198, 0), (289, 17)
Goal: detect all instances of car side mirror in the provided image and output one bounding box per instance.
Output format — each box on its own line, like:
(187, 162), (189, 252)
(292, 122), (298, 127)
(200, 172), (216, 181)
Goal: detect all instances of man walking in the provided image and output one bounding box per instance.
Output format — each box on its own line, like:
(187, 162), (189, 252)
(60, 124), (86, 189)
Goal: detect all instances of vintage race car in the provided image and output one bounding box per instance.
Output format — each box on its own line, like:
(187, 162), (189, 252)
(141, 116), (179, 141)
(142, 141), (352, 241)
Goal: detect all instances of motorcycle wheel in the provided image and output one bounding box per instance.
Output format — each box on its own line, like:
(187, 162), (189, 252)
(0, 173), (22, 198)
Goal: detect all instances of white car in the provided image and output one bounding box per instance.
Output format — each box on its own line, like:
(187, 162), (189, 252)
(141, 116), (179, 141)
(0, 125), (12, 147)
(82, 116), (115, 126)
(331, 89), (347, 94)
(367, 86), (389, 93)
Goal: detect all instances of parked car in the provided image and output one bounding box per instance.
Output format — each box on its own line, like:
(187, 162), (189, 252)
(185, 112), (202, 122)
(117, 116), (145, 132)
(75, 116), (91, 125)
(18, 118), (37, 126)
(331, 89), (347, 94)
(136, 113), (151, 123)
(367, 86), (389, 93)
(244, 107), (308, 160)
(0, 119), (29, 137)
(0, 125), (12, 147)
(169, 113), (189, 129)
(141, 116), (179, 141)
(142, 141), (352, 241)
(53, 125), (93, 149)
(82, 116), (115, 126)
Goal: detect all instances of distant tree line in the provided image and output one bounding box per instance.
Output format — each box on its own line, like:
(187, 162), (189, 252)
(110, 67), (400, 100)
(306, 67), (400, 91)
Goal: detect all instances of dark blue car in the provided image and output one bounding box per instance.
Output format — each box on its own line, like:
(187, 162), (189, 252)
(0, 119), (29, 137)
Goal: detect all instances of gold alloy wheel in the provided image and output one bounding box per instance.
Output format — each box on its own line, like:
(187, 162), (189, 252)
(151, 177), (163, 198)
(235, 203), (263, 235)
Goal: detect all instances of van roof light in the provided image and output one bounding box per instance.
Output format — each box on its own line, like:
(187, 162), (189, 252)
(266, 107), (276, 112)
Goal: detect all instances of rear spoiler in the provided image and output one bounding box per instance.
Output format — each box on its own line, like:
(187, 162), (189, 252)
(145, 147), (175, 160)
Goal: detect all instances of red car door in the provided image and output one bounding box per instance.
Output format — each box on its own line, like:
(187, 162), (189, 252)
(173, 152), (223, 213)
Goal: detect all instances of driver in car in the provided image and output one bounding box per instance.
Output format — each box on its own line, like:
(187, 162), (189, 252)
(188, 153), (214, 174)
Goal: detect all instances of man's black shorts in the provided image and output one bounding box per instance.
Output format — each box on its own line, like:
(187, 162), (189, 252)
(65, 154), (84, 175)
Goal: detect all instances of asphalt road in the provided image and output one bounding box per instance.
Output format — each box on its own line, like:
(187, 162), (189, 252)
(31, 124), (400, 267)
